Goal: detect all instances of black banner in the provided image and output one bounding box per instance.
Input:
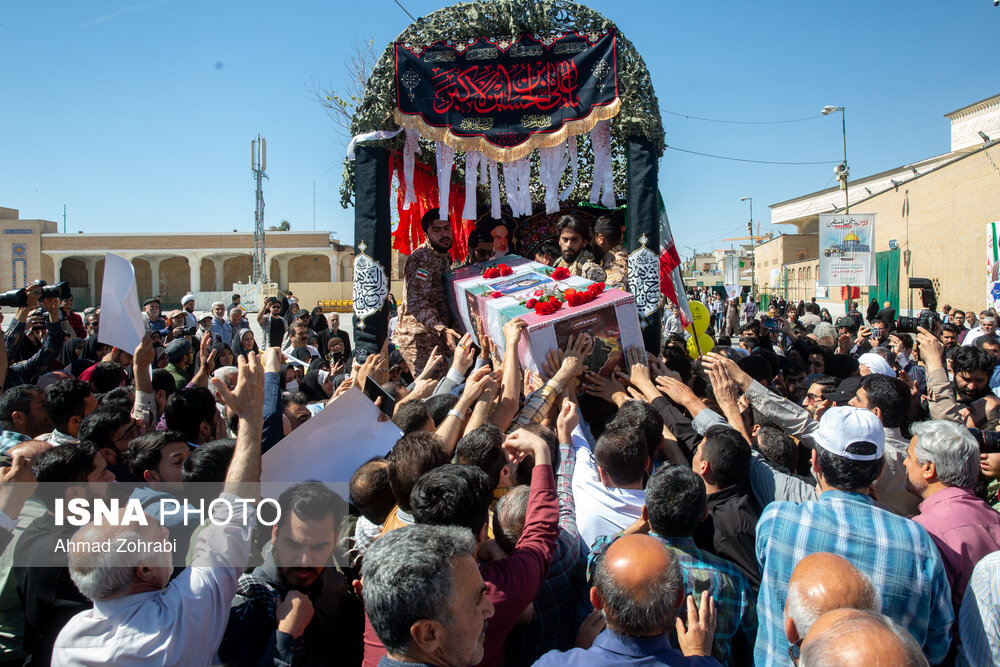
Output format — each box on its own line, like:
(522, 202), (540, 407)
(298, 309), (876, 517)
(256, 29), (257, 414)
(395, 30), (618, 161)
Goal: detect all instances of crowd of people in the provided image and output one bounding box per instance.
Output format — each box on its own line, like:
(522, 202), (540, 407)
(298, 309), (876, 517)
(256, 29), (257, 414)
(0, 209), (1000, 666)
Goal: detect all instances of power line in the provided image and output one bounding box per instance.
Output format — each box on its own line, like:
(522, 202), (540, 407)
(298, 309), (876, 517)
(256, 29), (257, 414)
(663, 109), (823, 125)
(665, 144), (838, 166)
(391, 0), (417, 21)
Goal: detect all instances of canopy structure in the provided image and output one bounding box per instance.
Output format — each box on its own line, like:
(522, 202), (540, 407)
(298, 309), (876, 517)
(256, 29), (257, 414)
(347, 0), (666, 355)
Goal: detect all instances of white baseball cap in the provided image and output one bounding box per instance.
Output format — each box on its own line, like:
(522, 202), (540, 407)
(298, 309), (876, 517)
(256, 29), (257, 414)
(813, 406), (884, 461)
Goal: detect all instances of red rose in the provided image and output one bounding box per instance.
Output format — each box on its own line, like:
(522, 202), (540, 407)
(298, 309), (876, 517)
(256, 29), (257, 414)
(565, 288), (577, 296)
(534, 302), (548, 315)
(552, 267), (570, 280)
(483, 268), (500, 279)
(595, 282), (606, 291)
(533, 289), (544, 296)
(498, 264), (513, 276)
(566, 293), (580, 307)
(526, 298), (537, 308)
(548, 296), (559, 304)
(490, 291), (503, 298)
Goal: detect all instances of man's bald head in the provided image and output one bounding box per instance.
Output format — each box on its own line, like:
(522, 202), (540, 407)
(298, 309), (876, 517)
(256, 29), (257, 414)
(799, 609), (928, 667)
(7, 439), (52, 460)
(784, 552), (880, 643)
(591, 534), (684, 637)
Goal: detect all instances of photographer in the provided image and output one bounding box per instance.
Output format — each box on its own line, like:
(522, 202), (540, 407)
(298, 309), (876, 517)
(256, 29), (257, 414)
(920, 326), (997, 427)
(4, 292), (64, 391)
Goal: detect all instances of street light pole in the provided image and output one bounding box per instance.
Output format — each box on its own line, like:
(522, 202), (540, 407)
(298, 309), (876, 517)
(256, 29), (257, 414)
(822, 105), (849, 213)
(740, 196), (755, 297)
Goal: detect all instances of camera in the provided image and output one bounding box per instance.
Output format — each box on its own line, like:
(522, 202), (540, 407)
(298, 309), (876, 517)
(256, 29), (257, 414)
(180, 326), (199, 337)
(970, 428), (1000, 453)
(39, 281), (72, 300)
(0, 288), (27, 308)
(896, 277), (940, 334)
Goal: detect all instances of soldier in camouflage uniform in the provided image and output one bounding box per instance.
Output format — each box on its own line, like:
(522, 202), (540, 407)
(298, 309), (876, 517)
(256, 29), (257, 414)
(592, 215), (629, 291)
(394, 209), (462, 376)
(553, 214), (606, 282)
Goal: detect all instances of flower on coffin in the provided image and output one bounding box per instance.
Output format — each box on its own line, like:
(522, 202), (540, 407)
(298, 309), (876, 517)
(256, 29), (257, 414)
(565, 282), (605, 308)
(490, 291), (503, 298)
(497, 263), (513, 276)
(551, 266), (570, 281)
(483, 267), (500, 279)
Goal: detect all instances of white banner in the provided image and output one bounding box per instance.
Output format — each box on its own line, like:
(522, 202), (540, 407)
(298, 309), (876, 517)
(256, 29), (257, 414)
(818, 213), (876, 286)
(98, 253), (145, 353)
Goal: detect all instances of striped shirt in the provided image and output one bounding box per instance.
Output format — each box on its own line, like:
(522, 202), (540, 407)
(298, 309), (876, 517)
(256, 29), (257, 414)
(755, 489), (953, 666)
(958, 550), (1000, 667)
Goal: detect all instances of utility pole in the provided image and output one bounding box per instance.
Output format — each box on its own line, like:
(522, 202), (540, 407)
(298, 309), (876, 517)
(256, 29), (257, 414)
(63, 204), (66, 234)
(251, 135), (268, 284)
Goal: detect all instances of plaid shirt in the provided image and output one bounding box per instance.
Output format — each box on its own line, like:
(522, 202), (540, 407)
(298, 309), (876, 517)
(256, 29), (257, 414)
(509, 379), (561, 433)
(755, 490), (953, 666)
(588, 533), (755, 666)
(63, 310), (85, 338)
(505, 439), (582, 666)
(0, 430), (29, 454)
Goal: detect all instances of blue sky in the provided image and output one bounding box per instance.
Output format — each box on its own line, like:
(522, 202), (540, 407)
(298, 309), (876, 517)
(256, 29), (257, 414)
(1, 1), (997, 260)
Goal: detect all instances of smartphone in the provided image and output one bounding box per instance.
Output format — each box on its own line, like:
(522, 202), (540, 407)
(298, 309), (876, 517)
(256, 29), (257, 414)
(364, 377), (396, 418)
(763, 317), (779, 329)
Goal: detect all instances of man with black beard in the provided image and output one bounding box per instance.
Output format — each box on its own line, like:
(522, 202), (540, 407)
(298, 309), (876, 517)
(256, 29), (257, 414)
(395, 208), (461, 375)
(220, 481), (362, 666)
(920, 326), (996, 426)
(553, 214), (605, 281)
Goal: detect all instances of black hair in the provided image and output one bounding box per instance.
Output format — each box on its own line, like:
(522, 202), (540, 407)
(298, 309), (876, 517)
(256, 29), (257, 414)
(391, 401), (433, 435)
(466, 228), (488, 249)
(165, 386), (217, 441)
(350, 457), (396, 525)
(277, 480), (343, 534)
(181, 438), (235, 483)
(645, 463), (706, 537)
(381, 382), (408, 402)
(89, 362), (126, 394)
(281, 392), (309, 408)
(419, 208), (443, 233)
(78, 405), (133, 450)
(941, 323), (961, 336)
(0, 384), (40, 431)
(151, 368), (177, 398)
(387, 432), (450, 512)
(815, 446), (884, 491)
(755, 426), (797, 472)
(949, 346), (996, 378)
(34, 441), (100, 511)
(98, 386), (134, 409)
(608, 401), (664, 457)
(44, 379), (93, 433)
(593, 427), (647, 487)
(860, 374), (910, 429)
(739, 335), (759, 350)
(516, 423), (560, 485)
(699, 425), (751, 488)
(738, 355), (773, 386)
(422, 393), (458, 427)
(455, 424), (506, 489)
(535, 238), (559, 261)
(125, 430), (188, 479)
(410, 464), (493, 536)
(662, 345), (693, 383)
(593, 215), (621, 246)
(556, 213), (590, 240)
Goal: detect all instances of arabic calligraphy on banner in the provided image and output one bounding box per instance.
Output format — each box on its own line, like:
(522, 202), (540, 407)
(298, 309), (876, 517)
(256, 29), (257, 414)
(395, 30), (619, 162)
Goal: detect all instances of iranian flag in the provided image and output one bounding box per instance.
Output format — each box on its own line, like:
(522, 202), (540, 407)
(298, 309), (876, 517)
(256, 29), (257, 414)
(658, 193), (692, 327)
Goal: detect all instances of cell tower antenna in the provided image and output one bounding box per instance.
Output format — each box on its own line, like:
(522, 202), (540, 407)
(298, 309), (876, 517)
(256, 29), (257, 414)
(251, 135), (268, 284)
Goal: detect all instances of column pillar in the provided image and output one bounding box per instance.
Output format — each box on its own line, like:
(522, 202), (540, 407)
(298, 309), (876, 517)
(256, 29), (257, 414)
(277, 255), (292, 291)
(330, 252), (340, 282)
(188, 254), (202, 293)
(214, 256), (230, 291)
(84, 257), (98, 303)
(149, 256), (162, 297)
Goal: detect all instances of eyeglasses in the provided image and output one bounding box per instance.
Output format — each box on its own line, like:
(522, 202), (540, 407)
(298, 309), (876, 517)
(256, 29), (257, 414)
(788, 638), (803, 665)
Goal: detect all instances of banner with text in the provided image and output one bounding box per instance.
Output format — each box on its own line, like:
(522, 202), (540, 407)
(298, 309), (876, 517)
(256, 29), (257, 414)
(818, 213), (876, 287)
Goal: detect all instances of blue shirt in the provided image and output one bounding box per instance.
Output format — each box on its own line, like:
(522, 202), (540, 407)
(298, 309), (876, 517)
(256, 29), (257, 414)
(755, 489), (953, 666)
(0, 430), (29, 454)
(958, 550), (1000, 667)
(534, 628), (721, 666)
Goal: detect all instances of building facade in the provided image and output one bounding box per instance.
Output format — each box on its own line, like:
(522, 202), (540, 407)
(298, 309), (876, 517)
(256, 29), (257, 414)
(0, 207), (353, 308)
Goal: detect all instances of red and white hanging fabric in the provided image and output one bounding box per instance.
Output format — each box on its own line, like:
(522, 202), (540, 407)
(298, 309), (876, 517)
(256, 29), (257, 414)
(488, 159), (501, 219)
(402, 129), (421, 209)
(435, 141), (455, 217)
(657, 193), (692, 327)
(589, 120), (615, 209)
(462, 151), (483, 220)
(540, 140), (569, 214)
(559, 135), (579, 201)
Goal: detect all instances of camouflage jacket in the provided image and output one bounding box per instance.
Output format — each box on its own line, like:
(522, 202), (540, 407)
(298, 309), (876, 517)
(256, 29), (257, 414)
(555, 249), (606, 283)
(397, 241), (454, 335)
(600, 245), (628, 291)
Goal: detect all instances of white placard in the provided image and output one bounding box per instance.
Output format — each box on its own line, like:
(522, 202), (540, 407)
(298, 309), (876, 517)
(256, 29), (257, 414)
(97, 253), (145, 353)
(819, 213), (876, 286)
(261, 388), (402, 483)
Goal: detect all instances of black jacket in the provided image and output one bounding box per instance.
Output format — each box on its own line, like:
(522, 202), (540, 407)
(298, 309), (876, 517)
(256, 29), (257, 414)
(692, 482), (762, 591)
